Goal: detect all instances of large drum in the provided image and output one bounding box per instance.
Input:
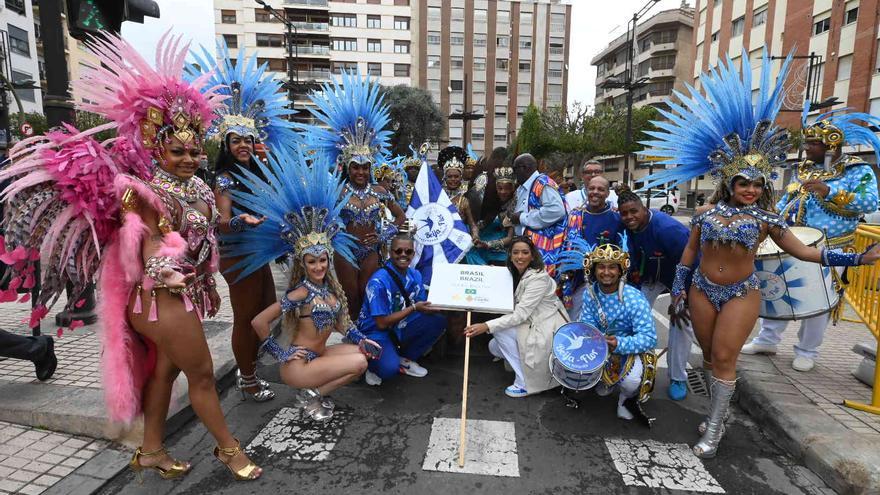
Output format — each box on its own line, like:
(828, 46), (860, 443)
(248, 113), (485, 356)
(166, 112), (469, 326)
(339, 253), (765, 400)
(549, 322), (609, 390)
(755, 226), (839, 320)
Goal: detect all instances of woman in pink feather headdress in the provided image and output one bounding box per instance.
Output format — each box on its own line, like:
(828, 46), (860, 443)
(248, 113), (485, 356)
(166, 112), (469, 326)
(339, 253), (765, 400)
(0, 32), (262, 482)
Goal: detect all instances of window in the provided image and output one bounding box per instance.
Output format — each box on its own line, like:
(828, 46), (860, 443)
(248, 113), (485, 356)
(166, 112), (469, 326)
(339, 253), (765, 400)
(428, 79), (441, 91)
(517, 105), (527, 116)
(496, 84), (508, 94)
(474, 9), (487, 22)
(450, 80), (463, 91)
(257, 57), (286, 72)
(497, 10), (510, 25)
(367, 15), (381, 28)
(521, 11), (533, 24)
(473, 81), (486, 92)
(394, 16), (409, 30)
(711, 31), (719, 42)
(519, 61), (531, 72)
(837, 54), (853, 80)
(495, 105), (506, 117)
(496, 59), (509, 70)
(519, 36), (532, 49)
(517, 82), (530, 95)
(427, 56), (441, 68)
(221, 9), (236, 24)
(637, 60), (650, 77)
(652, 54), (676, 70)
(428, 6), (441, 19)
(495, 133), (509, 143)
(367, 39), (382, 52)
(394, 0), (410, 5)
(331, 14), (356, 27)
(394, 64), (410, 77)
(11, 70), (32, 102)
(256, 33), (284, 48)
(451, 8), (464, 20)
(845, 7), (858, 25)
(473, 57), (486, 71)
(394, 40), (410, 54)
(255, 10), (270, 22)
(753, 6), (768, 27)
(472, 132), (484, 141)
(5, 0), (25, 15)
(474, 34), (487, 47)
(332, 38), (357, 51)
(650, 80), (674, 96)
(814, 17), (831, 35)
(222, 34), (238, 49)
(427, 31), (440, 45)
(731, 16), (745, 37)
(367, 63), (381, 76)
(497, 36), (509, 48)
(332, 62), (358, 74)
(450, 57), (464, 69)
(639, 37), (652, 52)
(550, 41), (564, 55)
(451, 35), (464, 45)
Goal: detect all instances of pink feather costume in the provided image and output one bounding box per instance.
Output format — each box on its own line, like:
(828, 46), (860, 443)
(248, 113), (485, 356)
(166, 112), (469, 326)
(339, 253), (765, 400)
(0, 32), (224, 425)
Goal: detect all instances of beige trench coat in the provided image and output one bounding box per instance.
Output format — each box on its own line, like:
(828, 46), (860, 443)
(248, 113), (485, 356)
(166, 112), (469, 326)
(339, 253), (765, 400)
(486, 268), (568, 394)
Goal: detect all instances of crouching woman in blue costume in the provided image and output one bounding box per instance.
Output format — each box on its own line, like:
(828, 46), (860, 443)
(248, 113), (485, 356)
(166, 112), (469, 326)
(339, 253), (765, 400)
(640, 50), (880, 458)
(223, 148), (380, 422)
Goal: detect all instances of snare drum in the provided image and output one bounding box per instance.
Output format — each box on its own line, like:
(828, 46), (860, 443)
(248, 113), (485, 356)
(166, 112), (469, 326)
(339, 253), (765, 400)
(549, 322), (609, 390)
(755, 226), (839, 320)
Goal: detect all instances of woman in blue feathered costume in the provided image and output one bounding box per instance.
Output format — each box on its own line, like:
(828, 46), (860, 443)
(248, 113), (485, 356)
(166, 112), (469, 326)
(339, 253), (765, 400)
(300, 71), (405, 320)
(639, 50), (880, 458)
(186, 41), (299, 403)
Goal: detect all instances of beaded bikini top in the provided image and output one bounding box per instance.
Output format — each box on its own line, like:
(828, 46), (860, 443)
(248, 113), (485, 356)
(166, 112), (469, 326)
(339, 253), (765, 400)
(280, 279), (342, 333)
(691, 202), (787, 251)
(340, 183), (391, 227)
(148, 169), (219, 267)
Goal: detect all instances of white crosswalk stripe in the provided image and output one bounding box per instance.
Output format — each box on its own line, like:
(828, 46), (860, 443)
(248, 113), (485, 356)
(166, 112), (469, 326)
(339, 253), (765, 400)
(245, 407), (346, 461)
(422, 417), (520, 477)
(605, 438), (725, 493)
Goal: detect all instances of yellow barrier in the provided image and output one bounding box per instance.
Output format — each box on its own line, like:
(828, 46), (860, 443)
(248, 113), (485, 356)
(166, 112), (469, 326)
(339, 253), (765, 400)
(843, 224), (880, 415)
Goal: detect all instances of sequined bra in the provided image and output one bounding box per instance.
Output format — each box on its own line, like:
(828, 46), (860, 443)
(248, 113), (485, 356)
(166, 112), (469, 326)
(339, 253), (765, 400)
(148, 169), (219, 267)
(692, 202), (787, 251)
(340, 183), (392, 227)
(280, 279), (342, 333)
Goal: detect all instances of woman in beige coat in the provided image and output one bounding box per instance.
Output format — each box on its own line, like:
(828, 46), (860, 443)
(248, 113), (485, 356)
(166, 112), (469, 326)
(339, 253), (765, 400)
(465, 236), (567, 397)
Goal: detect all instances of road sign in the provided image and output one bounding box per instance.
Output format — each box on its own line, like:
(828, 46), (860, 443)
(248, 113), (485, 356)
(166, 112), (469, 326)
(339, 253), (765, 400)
(20, 123), (33, 136)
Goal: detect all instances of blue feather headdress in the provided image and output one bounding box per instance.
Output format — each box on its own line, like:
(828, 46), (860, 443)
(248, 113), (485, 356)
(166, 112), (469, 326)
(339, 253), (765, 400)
(558, 233), (631, 301)
(637, 49), (793, 190)
(185, 39), (297, 151)
(465, 143), (479, 168)
(299, 70), (392, 168)
(404, 142), (429, 170)
(802, 104), (880, 163)
(221, 146), (356, 281)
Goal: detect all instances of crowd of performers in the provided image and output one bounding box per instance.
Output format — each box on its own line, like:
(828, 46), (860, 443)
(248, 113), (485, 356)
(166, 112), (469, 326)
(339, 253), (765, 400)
(0, 32), (878, 483)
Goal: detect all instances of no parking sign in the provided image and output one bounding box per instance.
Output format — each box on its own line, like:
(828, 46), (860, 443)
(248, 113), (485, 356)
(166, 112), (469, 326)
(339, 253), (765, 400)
(20, 123), (33, 136)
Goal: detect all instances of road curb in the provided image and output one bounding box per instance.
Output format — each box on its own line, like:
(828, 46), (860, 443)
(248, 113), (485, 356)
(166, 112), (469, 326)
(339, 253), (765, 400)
(737, 354), (880, 495)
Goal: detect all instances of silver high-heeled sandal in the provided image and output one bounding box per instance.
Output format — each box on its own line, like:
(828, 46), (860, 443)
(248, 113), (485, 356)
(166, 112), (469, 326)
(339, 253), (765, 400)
(236, 370), (275, 402)
(693, 376), (736, 458)
(296, 389), (333, 421)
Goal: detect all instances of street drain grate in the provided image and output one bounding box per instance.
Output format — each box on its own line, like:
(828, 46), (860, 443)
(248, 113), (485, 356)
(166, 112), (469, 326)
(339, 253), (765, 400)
(687, 368), (709, 396)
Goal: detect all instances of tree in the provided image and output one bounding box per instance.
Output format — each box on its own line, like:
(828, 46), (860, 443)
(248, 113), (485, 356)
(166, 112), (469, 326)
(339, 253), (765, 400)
(9, 112), (48, 141)
(381, 85), (445, 157)
(515, 104), (554, 159)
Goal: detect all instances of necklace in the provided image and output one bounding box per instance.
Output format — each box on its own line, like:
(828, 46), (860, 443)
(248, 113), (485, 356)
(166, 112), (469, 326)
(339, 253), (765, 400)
(302, 278), (330, 299)
(152, 166), (200, 203)
(346, 183), (370, 202)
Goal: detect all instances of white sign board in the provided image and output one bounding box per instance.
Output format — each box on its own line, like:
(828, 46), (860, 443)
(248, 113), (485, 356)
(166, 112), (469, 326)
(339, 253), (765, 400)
(428, 264), (514, 313)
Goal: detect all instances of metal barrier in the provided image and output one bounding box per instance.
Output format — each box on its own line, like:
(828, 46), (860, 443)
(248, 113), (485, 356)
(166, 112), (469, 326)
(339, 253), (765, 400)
(843, 223), (880, 415)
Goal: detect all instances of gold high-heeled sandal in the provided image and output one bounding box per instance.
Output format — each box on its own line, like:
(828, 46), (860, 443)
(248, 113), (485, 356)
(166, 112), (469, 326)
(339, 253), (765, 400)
(129, 446), (192, 483)
(213, 439), (261, 481)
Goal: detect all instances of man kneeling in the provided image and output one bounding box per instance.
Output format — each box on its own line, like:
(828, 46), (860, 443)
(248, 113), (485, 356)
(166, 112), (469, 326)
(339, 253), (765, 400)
(357, 234), (446, 385)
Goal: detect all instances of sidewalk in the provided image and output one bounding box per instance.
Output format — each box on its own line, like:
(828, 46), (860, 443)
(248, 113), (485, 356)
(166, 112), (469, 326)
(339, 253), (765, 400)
(0, 267), (245, 495)
(738, 305), (880, 494)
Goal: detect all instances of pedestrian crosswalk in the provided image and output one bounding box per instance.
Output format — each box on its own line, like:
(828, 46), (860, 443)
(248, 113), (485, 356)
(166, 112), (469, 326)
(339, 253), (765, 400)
(422, 418), (519, 477)
(605, 438), (725, 493)
(245, 407), (347, 462)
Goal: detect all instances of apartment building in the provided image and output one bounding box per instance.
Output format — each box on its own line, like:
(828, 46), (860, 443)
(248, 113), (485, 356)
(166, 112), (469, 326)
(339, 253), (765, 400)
(215, 0), (413, 124)
(589, 6), (694, 187)
(415, 0), (571, 155)
(1, 0), (43, 120)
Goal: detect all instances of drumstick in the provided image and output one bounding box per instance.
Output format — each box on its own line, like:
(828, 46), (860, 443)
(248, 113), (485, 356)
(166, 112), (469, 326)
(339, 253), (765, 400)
(459, 310), (472, 468)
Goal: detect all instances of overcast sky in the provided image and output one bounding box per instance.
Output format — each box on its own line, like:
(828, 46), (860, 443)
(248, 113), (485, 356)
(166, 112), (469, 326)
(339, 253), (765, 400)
(122, 0), (691, 108)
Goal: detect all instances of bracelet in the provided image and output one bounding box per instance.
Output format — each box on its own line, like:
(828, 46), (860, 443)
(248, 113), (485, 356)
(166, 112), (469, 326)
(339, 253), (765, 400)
(671, 264), (692, 297)
(228, 215), (245, 233)
(346, 325), (367, 345)
(205, 275), (217, 288)
(820, 248), (862, 267)
(144, 256), (179, 284)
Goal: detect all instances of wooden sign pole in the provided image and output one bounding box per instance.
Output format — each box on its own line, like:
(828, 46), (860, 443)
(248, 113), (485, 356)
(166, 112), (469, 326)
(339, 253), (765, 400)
(458, 310), (472, 467)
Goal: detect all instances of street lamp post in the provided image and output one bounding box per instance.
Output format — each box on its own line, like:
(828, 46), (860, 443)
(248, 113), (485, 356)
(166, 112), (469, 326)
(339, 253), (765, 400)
(256, 0), (299, 114)
(448, 73), (484, 148)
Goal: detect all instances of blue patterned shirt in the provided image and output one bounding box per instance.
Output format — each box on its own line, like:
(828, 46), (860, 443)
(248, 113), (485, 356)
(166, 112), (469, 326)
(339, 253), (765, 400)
(579, 283), (656, 355)
(357, 263), (426, 333)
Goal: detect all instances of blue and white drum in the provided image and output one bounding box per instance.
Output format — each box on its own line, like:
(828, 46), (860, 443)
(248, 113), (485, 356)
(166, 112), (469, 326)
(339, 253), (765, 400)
(549, 322), (609, 390)
(755, 226), (840, 320)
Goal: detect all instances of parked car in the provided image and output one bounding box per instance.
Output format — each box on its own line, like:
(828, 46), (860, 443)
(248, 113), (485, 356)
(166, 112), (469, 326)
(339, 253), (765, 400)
(638, 189), (680, 214)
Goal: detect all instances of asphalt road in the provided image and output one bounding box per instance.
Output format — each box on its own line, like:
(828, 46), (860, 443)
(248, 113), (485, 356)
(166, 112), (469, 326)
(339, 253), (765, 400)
(99, 332), (833, 495)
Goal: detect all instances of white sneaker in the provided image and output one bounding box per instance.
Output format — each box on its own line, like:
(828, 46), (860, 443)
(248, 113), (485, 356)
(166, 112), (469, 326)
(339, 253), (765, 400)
(400, 358), (428, 377)
(792, 356), (815, 372)
(595, 382), (613, 397)
(365, 370), (382, 386)
(740, 342), (778, 355)
(617, 404), (634, 420)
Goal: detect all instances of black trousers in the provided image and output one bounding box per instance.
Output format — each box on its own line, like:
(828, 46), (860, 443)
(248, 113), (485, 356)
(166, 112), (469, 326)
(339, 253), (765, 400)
(0, 328), (49, 362)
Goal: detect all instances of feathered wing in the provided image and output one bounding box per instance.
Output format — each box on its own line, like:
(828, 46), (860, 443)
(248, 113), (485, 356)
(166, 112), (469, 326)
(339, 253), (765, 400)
(185, 39), (298, 151)
(558, 237), (596, 273)
(221, 146), (357, 281)
(298, 69), (392, 165)
(637, 48), (793, 190)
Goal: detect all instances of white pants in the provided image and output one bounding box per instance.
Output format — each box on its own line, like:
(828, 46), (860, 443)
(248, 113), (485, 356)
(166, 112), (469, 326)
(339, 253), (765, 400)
(489, 327), (526, 390)
(609, 357), (643, 406)
(567, 284), (587, 321)
(640, 282), (694, 382)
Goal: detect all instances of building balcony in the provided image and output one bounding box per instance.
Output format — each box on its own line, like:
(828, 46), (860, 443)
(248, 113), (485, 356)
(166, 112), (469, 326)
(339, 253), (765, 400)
(292, 21), (329, 32)
(283, 0), (329, 8)
(293, 45), (330, 56)
(651, 42), (676, 53)
(295, 69), (331, 80)
(649, 68), (675, 78)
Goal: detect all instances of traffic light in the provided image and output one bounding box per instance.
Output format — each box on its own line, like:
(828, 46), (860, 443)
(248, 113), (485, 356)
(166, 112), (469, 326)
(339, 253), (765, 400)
(66, 0), (160, 41)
